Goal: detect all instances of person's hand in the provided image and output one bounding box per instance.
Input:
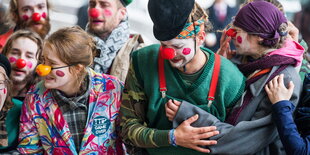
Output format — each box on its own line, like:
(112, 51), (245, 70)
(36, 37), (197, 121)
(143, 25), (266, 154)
(165, 99), (181, 121)
(216, 30), (236, 59)
(174, 114), (219, 153)
(265, 74), (294, 104)
(287, 21), (299, 42)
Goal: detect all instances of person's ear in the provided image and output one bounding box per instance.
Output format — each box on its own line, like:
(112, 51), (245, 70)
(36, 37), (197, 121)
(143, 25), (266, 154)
(257, 36), (264, 44)
(197, 31), (206, 46)
(117, 7), (127, 21)
(74, 64), (84, 73)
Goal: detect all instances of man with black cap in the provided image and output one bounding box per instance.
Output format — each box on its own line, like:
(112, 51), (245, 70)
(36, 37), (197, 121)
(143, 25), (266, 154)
(167, 1), (303, 155)
(0, 54), (23, 153)
(120, 0), (245, 154)
(0, 0), (51, 53)
(86, 0), (144, 82)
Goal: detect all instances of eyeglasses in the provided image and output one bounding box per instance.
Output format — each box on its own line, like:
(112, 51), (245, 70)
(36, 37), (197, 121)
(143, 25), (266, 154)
(36, 64), (74, 76)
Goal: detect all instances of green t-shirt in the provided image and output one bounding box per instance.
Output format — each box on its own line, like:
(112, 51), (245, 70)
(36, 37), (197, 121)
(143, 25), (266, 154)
(178, 52), (210, 86)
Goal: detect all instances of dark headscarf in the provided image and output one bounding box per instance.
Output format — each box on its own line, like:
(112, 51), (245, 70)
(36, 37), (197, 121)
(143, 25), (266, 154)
(233, 1), (287, 45)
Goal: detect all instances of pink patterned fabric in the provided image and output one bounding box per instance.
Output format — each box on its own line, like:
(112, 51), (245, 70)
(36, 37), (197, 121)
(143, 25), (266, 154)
(266, 39), (304, 67)
(18, 69), (124, 155)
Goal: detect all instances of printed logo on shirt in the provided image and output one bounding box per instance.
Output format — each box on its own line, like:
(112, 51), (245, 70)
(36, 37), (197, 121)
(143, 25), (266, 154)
(92, 116), (111, 137)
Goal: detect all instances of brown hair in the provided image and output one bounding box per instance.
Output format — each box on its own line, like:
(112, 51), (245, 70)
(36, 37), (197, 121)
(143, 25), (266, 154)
(2, 30), (43, 61)
(0, 72), (13, 111)
(8, 0), (50, 26)
(187, 2), (213, 33)
(44, 26), (96, 88)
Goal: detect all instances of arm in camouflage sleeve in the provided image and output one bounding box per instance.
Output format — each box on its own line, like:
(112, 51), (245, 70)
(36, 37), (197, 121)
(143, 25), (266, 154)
(120, 63), (170, 149)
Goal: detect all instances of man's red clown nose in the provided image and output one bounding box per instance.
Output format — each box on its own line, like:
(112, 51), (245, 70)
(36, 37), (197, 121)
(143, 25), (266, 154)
(160, 47), (175, 60)
(32, 12), (41, 22)
(16, 59), (26, 69)
(89, 8), (100, 18)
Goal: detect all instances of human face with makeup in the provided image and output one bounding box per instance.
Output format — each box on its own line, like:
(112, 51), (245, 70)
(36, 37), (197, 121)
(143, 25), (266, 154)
(42, 48), (81, 97)
(230, 27), (263, 59)
(161, 38), (196, 68)
(10, 0), (50, 38)
(160, 31), (206, 74)
(88, 0), (126, 38)
(39, 27), (92, 97)
(5, 37), (39, 84)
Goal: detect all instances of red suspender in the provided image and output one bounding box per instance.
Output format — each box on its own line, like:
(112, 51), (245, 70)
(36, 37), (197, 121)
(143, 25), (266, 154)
(158, 50), (167, 98)
(207, 54), (221, 107)
(158, 49), (221, 108)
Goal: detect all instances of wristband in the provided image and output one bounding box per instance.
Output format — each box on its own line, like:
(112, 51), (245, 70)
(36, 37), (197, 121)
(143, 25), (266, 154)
(169, 129), (177, 147)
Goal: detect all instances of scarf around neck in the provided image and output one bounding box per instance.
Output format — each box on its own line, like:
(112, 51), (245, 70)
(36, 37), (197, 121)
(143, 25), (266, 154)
(238, 55), (296, 77)
(87, 20), (130, 74)
(226, 55), (296, 125)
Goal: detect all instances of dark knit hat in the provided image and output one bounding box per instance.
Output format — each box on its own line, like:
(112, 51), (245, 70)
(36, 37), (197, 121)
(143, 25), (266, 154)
(148, 0), (195, 41)
(120, 0), (133, 6)
(0, 54), (11, 76)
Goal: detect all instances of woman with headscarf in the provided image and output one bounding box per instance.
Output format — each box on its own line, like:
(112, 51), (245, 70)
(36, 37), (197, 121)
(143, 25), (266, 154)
(167, 1), (303, 154)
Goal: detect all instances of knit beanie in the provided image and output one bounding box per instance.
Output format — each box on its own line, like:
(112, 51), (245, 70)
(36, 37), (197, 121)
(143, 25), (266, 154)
(0, 54), (11, 76)
(120, 0), (133, 6)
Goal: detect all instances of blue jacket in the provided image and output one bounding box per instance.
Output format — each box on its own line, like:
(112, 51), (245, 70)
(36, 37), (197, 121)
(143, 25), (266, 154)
(272, 100), (310, 155)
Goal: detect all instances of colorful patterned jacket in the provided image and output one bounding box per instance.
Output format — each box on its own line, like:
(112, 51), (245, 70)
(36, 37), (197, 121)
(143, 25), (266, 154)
(18, 69), (124, 155)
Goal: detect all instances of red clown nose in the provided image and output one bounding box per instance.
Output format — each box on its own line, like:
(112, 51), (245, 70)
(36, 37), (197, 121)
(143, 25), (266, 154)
(160, 47), (175, 60)
(16, 59), (27, 69)
(226, 28), (237, 38)
(32, 12), (41, 22)
(89, 8), (100, 18)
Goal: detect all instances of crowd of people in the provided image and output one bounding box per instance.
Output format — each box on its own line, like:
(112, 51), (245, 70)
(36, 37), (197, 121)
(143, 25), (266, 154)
(0, 0), (309, 154)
